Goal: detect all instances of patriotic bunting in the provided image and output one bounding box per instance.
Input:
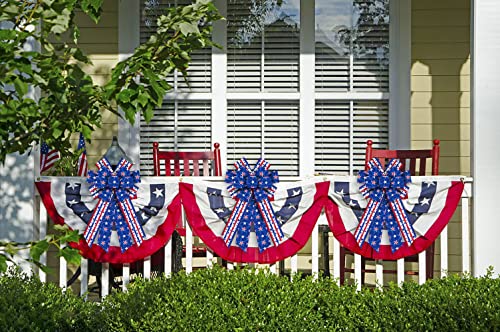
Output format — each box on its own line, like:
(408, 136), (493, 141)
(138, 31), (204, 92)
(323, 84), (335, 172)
(223, 158), (282, 252)
(354, 158), (415, 252)
(35, 177), (181, 264)
(84, 158), (144, 252)
(325, 175), (464, 260)
(180, 178), (329, 264)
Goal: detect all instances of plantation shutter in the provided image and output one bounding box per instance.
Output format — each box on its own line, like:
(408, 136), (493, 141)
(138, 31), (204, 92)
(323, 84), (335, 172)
(140, 101), (212, 175)
(227, 101), (299, 176)
(139, 0), (212, 175)
(314, 0), (389, 174)
(315, 0), (389, 92)
(227, 0), (300, 91)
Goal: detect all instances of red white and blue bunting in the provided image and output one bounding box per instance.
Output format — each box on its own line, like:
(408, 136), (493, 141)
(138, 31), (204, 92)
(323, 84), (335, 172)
(84, 158), (144, 252)
(35, 175), (180, 264)
(180, 178), (329, 264)
(325, 175), (464, 260)
(223, 158), (282, 252)
(355, 158), (415, 253)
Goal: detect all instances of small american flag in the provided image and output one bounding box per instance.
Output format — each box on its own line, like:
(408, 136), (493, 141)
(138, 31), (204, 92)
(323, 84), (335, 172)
(77, 133), (88, 176)
(40, 142), (60, 173)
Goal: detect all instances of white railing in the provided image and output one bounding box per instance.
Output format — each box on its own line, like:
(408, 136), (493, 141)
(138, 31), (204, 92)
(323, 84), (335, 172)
(33, 176), (473, 297)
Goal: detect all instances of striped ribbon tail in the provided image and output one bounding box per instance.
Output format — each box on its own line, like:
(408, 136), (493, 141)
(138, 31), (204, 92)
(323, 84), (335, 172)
(257, 199), (284, 246)
(118, 198), (146, 246)
(354, 199), (381, 247)
(222, 200), (248, 246)
(84, 199), (109, 247)
(389, 198), (417, 246)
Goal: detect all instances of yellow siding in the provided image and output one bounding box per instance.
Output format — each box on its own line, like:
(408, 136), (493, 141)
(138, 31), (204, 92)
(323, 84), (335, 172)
(73, 1), (119, 166)
(411, 0), (471, 275)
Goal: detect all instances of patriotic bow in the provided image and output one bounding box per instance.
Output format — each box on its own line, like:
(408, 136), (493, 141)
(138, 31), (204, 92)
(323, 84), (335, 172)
(222, 158), (283, 252)
(84, 158), (145, 252)
(355, 158), (416, 252)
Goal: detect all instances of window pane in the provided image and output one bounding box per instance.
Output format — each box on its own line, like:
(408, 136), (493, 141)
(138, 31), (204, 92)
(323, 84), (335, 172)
(227, 100), (299, 176)
(140, 0), (211, 92)
(227, 0), (300, 92)
(139, 100), (212, 175)
(315, 0), (389, 92)
(314, 100), (388, 174)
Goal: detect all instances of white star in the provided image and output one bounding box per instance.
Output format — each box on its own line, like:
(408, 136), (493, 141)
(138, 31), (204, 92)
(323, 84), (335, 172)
(276, 215), (284, 223)
(420, 197), (430, 206)
(215, 208), (225, 214)
(67, 182), (80, 190)
(412, 211), (420, 217)
(424, 181), (436, 188)
(349, 200), (357, 207)
(150, 206), (158, 213)
(292, 189), (302, 196)
(141, 212), (148, 220)
(67, 199), (78, 206)
(153, 187), (164, 198)
(336, 189), (345, 197)
(287, 203), (297, 210)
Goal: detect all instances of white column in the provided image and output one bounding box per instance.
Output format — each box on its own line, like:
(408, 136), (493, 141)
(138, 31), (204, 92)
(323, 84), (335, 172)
(299, 0), (315, 176)
(388, 0), (411, 149)
(118, 0), (141, 165)
(471, 0), (500, 276)
(211, 0), (228, 170)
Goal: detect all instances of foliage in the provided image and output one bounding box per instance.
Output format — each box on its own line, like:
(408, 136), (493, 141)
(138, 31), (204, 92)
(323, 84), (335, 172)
(0, 224), (81, 274)
(1, 0), (221, 273)
(0, 266), (499, 331)
(0, 0), (222, 164)
(100, 267), (500, 332)
(0, 268), (101, 331)
(105, 0), (222, 124)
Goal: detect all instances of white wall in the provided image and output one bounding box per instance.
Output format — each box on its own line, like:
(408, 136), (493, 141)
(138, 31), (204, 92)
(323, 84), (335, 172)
(472, 0), (500, 276)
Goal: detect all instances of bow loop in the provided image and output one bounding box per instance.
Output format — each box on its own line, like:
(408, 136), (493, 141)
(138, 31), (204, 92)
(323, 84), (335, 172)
(354, 158), (416, 252)
(222, 158), (283, 252)
(83, 157), (145, 252)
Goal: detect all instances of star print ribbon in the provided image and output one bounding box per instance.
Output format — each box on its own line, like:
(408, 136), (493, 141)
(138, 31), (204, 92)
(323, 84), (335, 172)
(355, 158), (416, 252)
(222, 158), (283, 252)
(84, 158), (145, 252)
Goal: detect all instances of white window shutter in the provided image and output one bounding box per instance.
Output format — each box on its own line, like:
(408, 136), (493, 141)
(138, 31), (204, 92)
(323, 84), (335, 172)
(227, 101), (299, 176)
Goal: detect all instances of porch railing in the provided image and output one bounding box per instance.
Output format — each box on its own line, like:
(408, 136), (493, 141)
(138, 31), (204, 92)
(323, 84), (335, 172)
(33, 176), (473, 297)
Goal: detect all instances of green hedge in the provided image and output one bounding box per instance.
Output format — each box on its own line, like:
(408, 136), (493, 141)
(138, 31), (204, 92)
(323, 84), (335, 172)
(1, 267), (499, 331)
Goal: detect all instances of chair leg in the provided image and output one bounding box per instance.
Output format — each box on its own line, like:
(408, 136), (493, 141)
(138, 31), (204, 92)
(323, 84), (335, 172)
(339, 246), (346, 285)
(426, 245), (435, 280)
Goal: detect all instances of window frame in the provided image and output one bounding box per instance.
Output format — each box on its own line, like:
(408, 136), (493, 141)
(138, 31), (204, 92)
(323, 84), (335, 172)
(118, 0), (411, 175)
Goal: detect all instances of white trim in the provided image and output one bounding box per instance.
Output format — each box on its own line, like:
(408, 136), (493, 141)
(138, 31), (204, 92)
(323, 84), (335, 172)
(315, 92), (389, 100)
(389, 0), (411, 150)
(211, 0), (228, 170)
(226, 92), (300, 100)
(299, 0), (315, 176)
(118, 0), (141, 165)
(471, 0), (500, 276)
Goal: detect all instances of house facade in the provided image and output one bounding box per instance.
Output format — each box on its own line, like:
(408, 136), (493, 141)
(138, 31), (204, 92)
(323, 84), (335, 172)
(1, 0), (499, 277)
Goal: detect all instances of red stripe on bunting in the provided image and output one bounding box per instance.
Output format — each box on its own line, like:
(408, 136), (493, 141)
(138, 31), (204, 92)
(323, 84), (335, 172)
(325, 180), (464, 260)
(179, 181), (329, 264)
(35, 181), (180, 264)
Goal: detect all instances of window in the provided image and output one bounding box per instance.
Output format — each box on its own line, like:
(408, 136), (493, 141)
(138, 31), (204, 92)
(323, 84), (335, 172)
(134, 0), (401, 176)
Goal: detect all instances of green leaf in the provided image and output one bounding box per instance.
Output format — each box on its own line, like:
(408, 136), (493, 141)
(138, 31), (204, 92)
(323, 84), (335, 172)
(179, 22), (200, 36)
(137, 92), (150, 107)
(0, 254), (7, 273)
(30, 240), (50, 262)
(59, 247), (81, 266)
(13, 77), (28, 97)
(143, 105), (154, 123)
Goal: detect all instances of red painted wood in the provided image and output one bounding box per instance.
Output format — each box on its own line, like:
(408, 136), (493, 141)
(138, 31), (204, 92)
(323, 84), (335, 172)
(341, 139), (440, 284)
(152, 142), (223, 256)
